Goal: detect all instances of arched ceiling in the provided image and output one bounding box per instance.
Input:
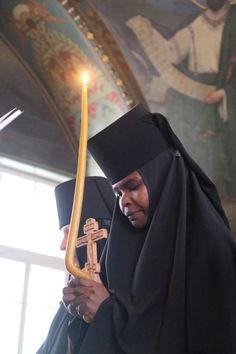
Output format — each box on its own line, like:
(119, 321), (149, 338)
(0, 0), (202, 176)
(0, 0), (149, 176)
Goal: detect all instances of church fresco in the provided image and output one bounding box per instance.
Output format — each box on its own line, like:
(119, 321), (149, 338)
(0, 0), (128, 140)
(91, 0), (236, 233)
(0, 36), (77, 174)
(0, 0), (148, 175)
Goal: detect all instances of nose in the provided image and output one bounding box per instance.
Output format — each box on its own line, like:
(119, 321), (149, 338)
(119, 191), (131, 209)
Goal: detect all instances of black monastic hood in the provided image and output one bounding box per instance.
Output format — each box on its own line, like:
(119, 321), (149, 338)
(77, 104), (236, 354)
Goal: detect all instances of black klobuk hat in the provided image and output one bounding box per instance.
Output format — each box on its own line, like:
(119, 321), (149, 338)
(88, 104), (170, 184)
(54, 176), (115, 230)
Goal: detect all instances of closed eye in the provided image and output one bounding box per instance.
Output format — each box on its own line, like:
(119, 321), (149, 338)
(127, 182), (141, 191)
(113, 178), (142, 197)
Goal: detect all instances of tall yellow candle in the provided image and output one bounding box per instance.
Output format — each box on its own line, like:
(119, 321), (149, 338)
(65, 73), (90, 279)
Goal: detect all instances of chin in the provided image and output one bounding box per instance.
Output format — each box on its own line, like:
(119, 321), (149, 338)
(131, 220), (147, 229)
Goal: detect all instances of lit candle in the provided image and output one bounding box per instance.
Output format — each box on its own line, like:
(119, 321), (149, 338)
(65, 73), (90, 279)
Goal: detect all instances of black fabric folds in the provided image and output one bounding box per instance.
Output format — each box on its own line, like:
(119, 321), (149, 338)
(81, 105), (236, 354)
(36, 303), (73, 354)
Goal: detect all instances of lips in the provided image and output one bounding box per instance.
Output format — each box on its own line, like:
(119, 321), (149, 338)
(126, 210), (143, 220)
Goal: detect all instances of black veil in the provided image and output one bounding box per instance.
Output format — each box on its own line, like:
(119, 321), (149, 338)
(80, 105), (236, 354)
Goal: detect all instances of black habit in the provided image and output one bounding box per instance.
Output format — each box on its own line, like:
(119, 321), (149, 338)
(77, 104), (236, 354)
(36, 176), (115, 354)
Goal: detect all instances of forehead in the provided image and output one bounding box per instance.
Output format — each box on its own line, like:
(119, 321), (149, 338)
(112, 171), (142, 191)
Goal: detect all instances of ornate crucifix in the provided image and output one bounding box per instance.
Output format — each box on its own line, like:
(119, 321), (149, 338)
(76, 218), (108, 282)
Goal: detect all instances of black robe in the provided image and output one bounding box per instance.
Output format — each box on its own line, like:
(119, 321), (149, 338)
(36, 303), (72, 354)
(36, 176), (115, 354)
(79, 114), (236, 354)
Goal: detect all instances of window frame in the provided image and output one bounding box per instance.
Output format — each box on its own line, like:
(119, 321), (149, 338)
(0, 157), (70, 354)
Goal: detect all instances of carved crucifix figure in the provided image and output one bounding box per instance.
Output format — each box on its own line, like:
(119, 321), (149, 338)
(76, 218), (108, 282)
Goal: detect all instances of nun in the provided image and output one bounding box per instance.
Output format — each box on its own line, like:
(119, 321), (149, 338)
(63, 104), (236, 354)
(37, 176), (115, 354)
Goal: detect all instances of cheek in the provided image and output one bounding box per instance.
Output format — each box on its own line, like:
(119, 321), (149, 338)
(143, 190), (149, 212)
(141, 184), (149, 211)
(135, 188), (149, 211)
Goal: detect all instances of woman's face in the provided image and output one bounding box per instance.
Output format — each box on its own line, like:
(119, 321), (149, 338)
(113, 171), (149, 229)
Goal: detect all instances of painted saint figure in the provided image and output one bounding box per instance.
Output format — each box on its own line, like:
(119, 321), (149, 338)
(127, 0), (236, 200)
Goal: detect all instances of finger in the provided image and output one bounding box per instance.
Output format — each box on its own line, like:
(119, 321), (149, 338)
(63, 286), (76, 295)
(75, 302), (88, 316)
(63, 293), (77, 303)
(67, 277), (81, 287)
(67, 303), (78, 317)
(73, 294), (89, 306)
(75, 304), (83, 318)
(76, 302), (91, 320)
(74, 286), (94, 297)
(74, 293), (100, 313)
(74, 296), (98, 320)
(75, 278), (98, 287)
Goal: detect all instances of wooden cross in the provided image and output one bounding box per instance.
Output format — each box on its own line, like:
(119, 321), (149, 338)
(76, 218), (108, 282)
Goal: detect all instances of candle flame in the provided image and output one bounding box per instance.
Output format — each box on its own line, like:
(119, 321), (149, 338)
(82, 72), (89, 85)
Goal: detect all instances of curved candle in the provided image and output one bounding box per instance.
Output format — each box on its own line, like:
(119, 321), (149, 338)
(65, 73), (90, 279)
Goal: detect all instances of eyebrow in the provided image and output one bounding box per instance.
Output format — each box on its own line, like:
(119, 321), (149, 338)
(113, 178), (139, 192)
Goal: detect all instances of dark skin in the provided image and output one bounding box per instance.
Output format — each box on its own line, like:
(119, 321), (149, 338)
(62, 171), (149, 319)
(113, 171), (149, 229)
(63, 278), (110, 319)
